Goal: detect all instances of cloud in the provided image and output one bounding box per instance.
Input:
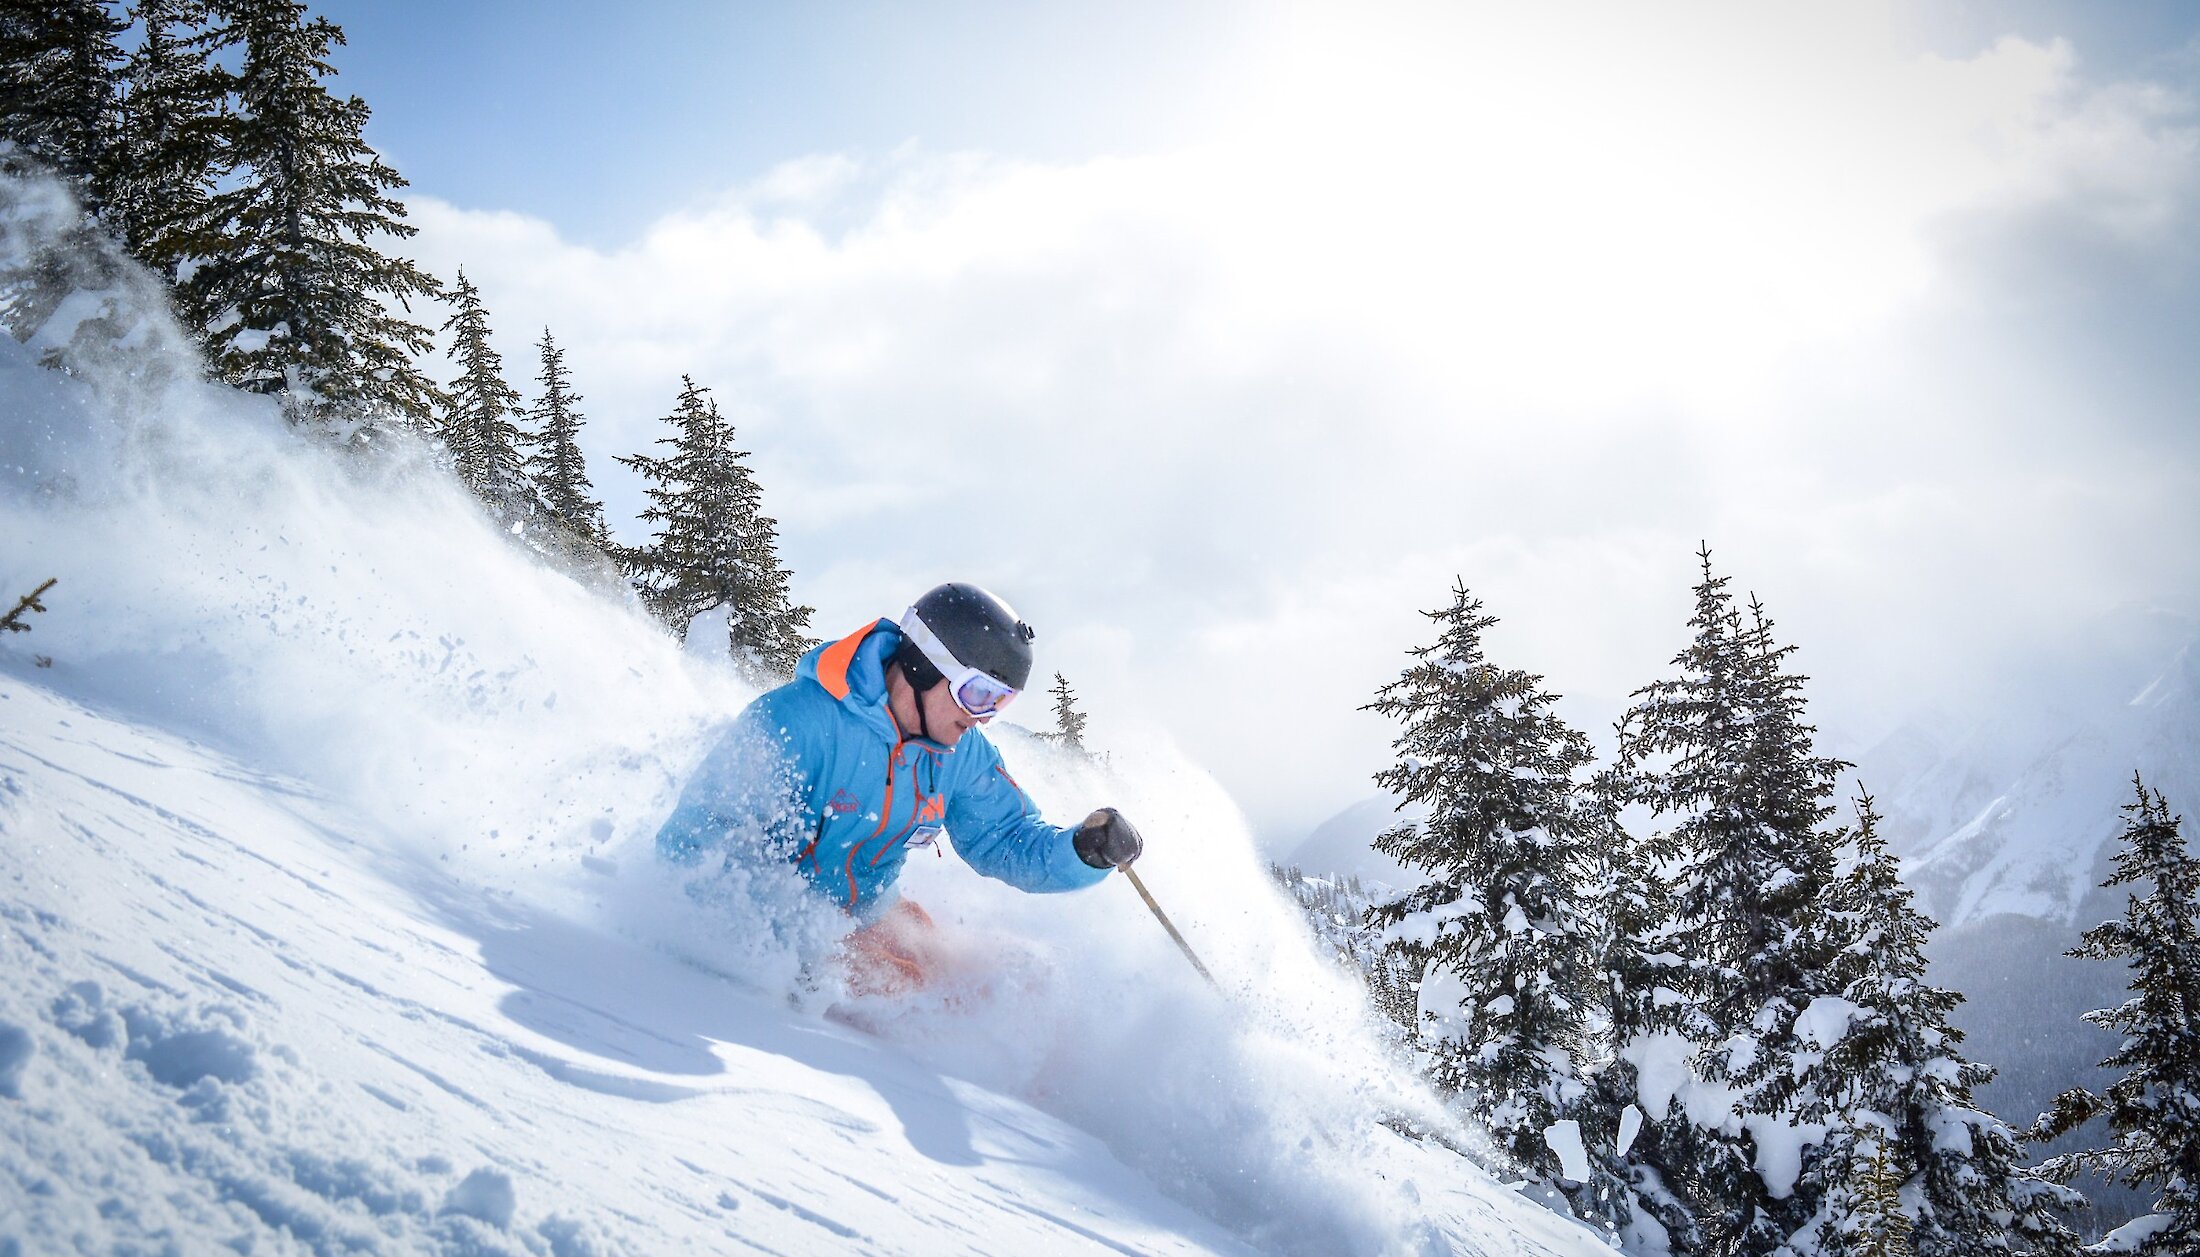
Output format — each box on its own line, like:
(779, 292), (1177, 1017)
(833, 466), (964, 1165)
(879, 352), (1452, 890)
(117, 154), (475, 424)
(401, 2), (2200, 839)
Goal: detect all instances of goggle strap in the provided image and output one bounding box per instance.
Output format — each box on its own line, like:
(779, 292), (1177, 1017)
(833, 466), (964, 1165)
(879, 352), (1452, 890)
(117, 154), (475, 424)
(901, 612), (1019, 717)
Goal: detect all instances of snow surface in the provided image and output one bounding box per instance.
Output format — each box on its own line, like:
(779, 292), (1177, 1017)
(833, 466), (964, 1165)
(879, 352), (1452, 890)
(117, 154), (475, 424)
(0, 178), (1616, 1255)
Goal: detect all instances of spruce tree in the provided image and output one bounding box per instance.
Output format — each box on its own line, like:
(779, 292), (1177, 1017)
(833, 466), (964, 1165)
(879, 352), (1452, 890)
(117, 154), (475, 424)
(523, 326), (606, 545)
(0, 0), (132, 350)
(1614, 546), (1851, 1255)
(1581, 764), (1701, 1249)
(1365, 581), (1613, 1202)
(620, 375), (814, 680)
(436, 268), (533, 515)
(106, 0), (224, 284)
(1047, 671), (1089, 753)
(1788, 795), (2081, 1257)
(0, 0), (127, 200)
(2039, 778), (2200, 1256)
(177, 0), (439, 431)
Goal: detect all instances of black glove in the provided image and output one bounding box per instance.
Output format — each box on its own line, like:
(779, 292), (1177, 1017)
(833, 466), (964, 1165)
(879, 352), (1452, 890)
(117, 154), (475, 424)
(1073, 807), (1143, 870)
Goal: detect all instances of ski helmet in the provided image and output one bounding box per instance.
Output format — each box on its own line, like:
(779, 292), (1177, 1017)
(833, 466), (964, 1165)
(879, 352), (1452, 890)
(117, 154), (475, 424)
(896, 582), (1036, 696)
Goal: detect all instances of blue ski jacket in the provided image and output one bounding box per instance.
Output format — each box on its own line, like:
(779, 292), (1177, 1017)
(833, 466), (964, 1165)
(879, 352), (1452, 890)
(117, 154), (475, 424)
(655, 618), (1109, 917)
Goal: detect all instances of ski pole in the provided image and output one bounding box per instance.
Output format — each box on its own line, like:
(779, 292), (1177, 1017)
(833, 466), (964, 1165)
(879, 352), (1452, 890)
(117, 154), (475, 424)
(1122, 865), (1218, 989)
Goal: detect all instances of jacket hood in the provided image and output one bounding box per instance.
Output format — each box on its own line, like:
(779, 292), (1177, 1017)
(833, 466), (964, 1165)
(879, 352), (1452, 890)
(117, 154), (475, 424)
(796, 618), (903, 745)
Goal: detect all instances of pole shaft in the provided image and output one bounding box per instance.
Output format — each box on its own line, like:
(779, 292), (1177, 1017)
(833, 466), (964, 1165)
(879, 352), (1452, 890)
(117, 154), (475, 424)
(1123, 866), (1218, 987)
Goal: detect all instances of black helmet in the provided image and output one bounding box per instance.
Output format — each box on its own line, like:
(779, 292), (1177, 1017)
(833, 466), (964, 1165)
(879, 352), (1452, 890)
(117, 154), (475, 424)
(897, 582), (1036, 692)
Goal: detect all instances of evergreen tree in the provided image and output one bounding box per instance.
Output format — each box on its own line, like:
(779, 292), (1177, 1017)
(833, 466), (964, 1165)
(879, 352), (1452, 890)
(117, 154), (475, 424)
(523, 326), (606, 544)
(2040, 778), (2200, 1256)
(0, 0), (132, 350)
(1581, 764), (1702, 1250)
(0, 0), (127, 200)
(176, 0), (439, 431)
(620, 375), (813, 680)
(1047, 671), (1089, 753)
(436, 268), (532, 514)
(1365, 581), (1613, 1203)
(1614, 546), (1851, 1254)
(1787, 795), (2081, 1257)
(106, 0), (224, 284)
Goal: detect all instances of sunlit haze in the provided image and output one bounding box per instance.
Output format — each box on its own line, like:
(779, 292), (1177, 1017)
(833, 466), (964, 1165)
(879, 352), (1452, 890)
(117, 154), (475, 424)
(319, 0), (2200, 842)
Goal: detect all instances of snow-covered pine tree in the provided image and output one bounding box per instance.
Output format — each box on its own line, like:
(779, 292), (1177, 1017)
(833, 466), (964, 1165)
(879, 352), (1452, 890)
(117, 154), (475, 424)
(1047, 672), (1089, 753)
(106, 0), (225, 285)
(0, 0), (133, 351)
(2038, 777), (2200, 1256)
(1786, 794), (2081, 1257)
(436, 269), (534, 516)
(1365, 581), (1615, 1203)
(523, 327), (607, 546)
(1614, 547), (1850, 1255)
(0, 0), (126, 201)
(1580, 764), (1701, 1250)
(176, 0), (439, 432)
(619, 376), (814, 680)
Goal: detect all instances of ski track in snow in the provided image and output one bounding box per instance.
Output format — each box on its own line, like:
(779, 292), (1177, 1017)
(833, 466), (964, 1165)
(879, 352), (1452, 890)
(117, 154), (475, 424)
(0, 678), (1608, 1256)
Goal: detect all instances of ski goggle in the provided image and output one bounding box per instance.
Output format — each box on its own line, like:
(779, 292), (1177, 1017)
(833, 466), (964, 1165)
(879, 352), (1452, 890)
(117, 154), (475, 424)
(899, 611), (1021, 720)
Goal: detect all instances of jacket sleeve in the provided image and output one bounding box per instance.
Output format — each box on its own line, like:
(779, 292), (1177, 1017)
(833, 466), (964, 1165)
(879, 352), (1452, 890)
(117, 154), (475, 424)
(655, 690), (822, 864)
(944, 738), (1111, 894)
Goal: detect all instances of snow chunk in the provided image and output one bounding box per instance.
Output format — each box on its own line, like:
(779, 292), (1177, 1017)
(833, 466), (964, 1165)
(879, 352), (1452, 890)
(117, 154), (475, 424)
(443, 1168), (517, 1229)
(1616, 1105), (1643, 1157)
(1742, 1113), (1827, 1199)
(1621, 1032), (1693, 1119)
(1543, 1120), (1590, 1183)
(2096, 1213), (2177, 1253)
(1793, 996), (1863, 1049)
(122, 1007), (257, 1089)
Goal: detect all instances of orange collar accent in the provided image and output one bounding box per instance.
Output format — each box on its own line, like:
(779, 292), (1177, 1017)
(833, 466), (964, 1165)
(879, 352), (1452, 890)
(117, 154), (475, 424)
(813, 619), (884, 700)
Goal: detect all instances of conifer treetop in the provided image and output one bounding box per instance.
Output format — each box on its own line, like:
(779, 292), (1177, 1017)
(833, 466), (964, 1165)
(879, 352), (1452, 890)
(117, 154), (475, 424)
(2039, 776), (2200, 1252)
(178, 0), (442, 430)
(438, 267), (534, 513)
(620, 375), (813, 680)
(1048, 672), (1089, 753)
(525, 326), (606, 544)
(1364, 579), (1606, 1197)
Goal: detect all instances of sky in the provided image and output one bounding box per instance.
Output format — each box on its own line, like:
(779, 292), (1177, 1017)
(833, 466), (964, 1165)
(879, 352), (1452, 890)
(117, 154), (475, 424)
(306, 0), (2200, 846)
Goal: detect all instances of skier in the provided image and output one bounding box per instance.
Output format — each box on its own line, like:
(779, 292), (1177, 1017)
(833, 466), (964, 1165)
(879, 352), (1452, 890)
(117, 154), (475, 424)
(656, 582), (1144, 992)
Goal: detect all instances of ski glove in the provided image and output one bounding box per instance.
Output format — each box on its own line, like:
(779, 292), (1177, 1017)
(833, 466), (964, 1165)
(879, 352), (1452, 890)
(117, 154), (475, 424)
(1074, 807), (1143, 870)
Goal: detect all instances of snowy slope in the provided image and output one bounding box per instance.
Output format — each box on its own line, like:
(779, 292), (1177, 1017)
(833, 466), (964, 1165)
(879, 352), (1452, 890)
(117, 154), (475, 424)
(1, 676), (1600, 1256)
(0, 178), (1614, 1256)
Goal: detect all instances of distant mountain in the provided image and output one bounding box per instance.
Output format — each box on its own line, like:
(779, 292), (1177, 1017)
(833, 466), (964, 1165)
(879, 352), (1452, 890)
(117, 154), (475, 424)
(1867, 613), (2199, 930)
(1282, 793), (1423, 890)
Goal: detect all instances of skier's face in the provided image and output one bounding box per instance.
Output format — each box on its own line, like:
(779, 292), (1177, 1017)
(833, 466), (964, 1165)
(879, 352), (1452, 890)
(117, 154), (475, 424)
(917, 679), (981, 746)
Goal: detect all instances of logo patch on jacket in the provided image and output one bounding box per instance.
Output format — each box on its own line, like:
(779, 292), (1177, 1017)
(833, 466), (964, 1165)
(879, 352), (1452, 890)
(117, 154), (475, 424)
(826, 789), (860, 816)
(914, 796), (946, 825)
